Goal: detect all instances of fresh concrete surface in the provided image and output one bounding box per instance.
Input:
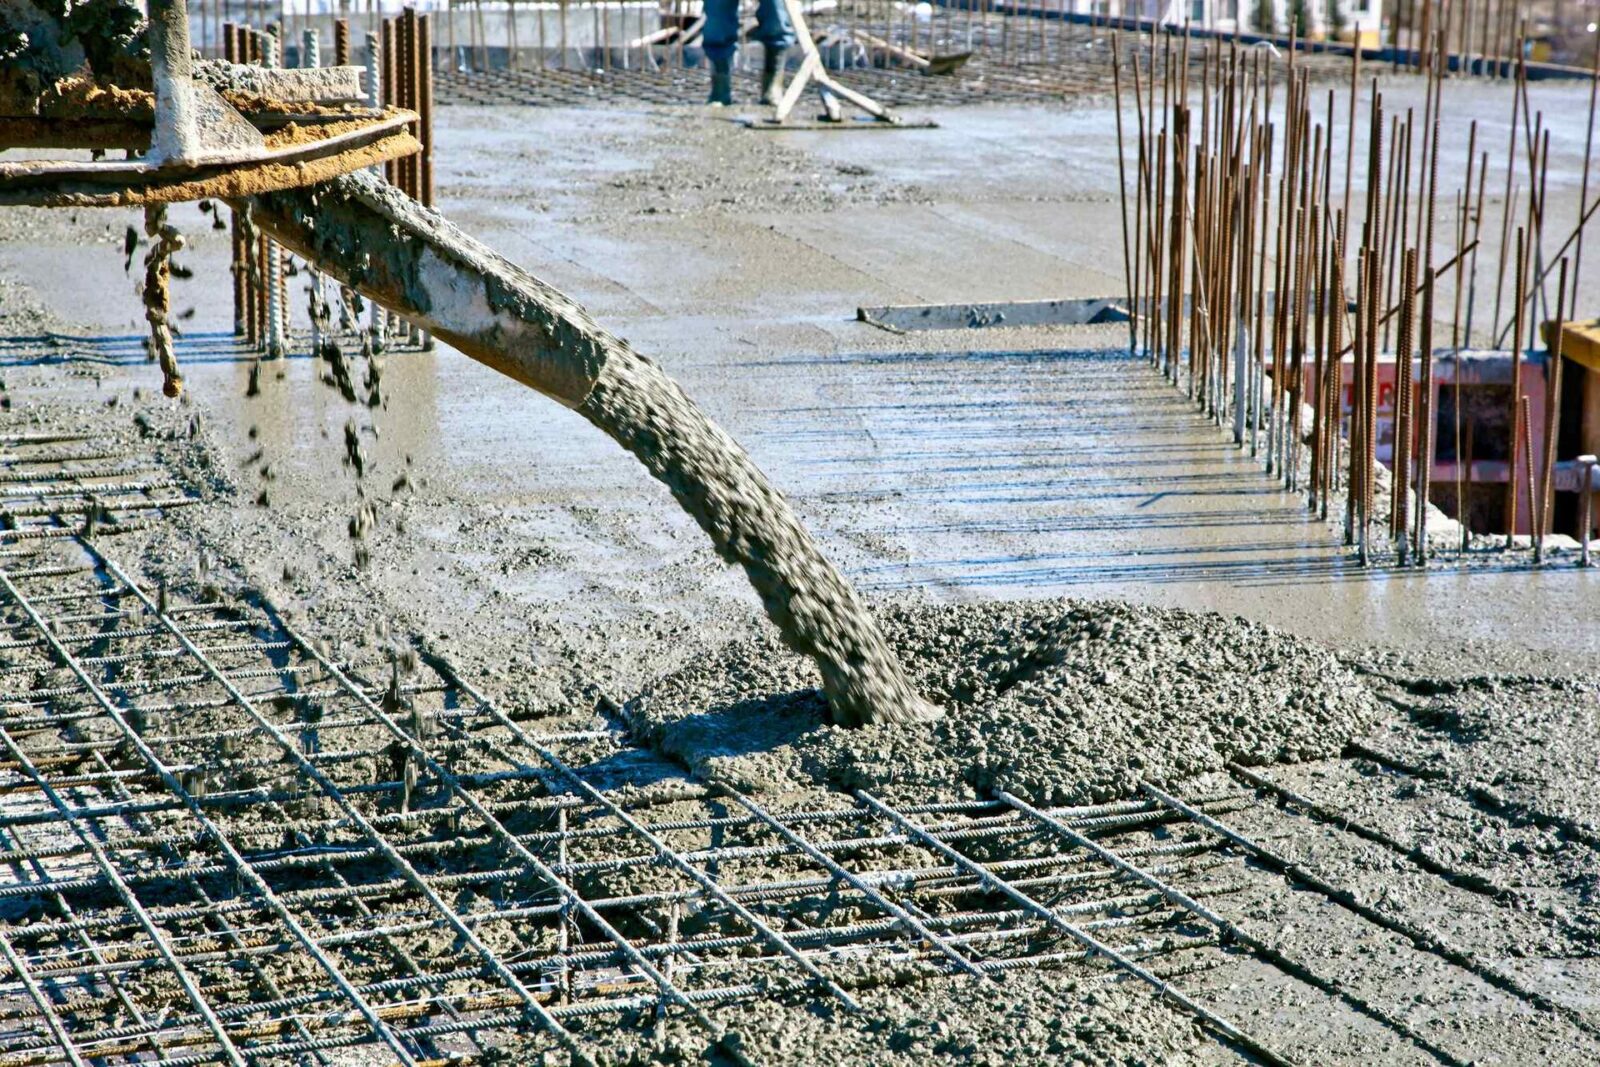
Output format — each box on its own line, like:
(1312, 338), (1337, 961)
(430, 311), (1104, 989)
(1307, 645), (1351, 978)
(2, 91), (1596, 701)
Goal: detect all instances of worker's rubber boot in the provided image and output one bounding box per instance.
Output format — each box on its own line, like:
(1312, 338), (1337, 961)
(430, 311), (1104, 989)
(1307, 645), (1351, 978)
(760, 45), (786, 106)
(708, 57), (733, 106)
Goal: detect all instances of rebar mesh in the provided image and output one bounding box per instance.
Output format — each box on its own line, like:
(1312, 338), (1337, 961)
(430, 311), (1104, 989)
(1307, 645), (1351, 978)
(0, 429), (1271, 1065)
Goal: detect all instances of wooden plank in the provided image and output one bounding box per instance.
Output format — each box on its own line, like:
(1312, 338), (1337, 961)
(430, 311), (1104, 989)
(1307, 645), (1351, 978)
(1543, 319), (1600, 374)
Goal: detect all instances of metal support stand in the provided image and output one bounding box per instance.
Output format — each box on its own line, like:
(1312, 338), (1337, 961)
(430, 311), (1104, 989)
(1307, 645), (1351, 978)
(768, 0), (897, 126)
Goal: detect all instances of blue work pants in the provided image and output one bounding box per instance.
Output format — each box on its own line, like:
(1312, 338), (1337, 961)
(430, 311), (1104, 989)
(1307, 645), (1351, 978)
(703, 0), (794, 64)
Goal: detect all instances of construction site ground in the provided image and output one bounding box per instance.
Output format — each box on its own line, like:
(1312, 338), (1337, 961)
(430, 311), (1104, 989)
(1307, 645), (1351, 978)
(0, 76), (1598, 1066)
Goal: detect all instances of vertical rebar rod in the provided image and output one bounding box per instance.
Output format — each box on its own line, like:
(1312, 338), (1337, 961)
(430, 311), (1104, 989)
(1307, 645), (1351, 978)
(1530, 126), (1551, 343)
(1536, 258), (1569, 563)
(1289, 117), (1315, 489)
(1113, 34), (1136, 354)
(396, 10), (411, 198)
(1341, 43), (1358, 270)
(1253, 119), (1275, 458)
(264, 24), (284, 357)
(1573, 33), (1600, 299)
(1362, 253), (1380, 563)
(365, 28), (384, 347)
(420, 13), (435, 209)
(1168, 106), (1189, 384)
(225, 24), (245, 339)
(1311, 102), (1333, 509)
(1348, 249), (1364, 538)
(1152, 29), (1164, 363)
(1380, 114), (1405, 355)
(1414, 108), (1441, 564)
(1325, 222), (1345, 517)
(1232, 97), (1257, 446)
(304, 24), (323, 357)
(1132, 51), (1148, 356)
(1521, 392), (1538, 548)
(1580, 454), (1597, 566)
(1452, 124), (1478, 548)
(382, 17), (397, 186)
(1491, 58), (1520, 342)
(255, 230), (268, 353)
(1507, 227), (1526, 544)
(1394, 248), (1417, 551)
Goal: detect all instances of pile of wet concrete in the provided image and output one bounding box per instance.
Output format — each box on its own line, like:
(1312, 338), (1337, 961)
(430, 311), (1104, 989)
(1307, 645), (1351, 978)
(629, 598), (1384, 804)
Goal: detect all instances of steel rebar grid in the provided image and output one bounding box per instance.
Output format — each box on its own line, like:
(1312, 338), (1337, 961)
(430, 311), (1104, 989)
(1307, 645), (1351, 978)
(0, 436), (1281, 1065)
(0, 817), (186, 1065)
(0, 720), (248, 1066)
(87, 551), (608, 1066)
(11, 670), (341, 1067)
(0, 461), (270, 1062)
(0, 570), (428, 1067)
(0, 932), (89, 1067)
(1140, 777), (1600, 1043)
(0, 807), (1231, 950)
(0, 891), (1212, 1058)
(855, 788), (1296, 1067)
(996, 788), (1469, 1067)
(316, 642), (864, 1014)
(168, 630), (1209, 991)
(0, 741), (1243, 883)
(0, 495), (595, 1067)
(719, 788), (994, 983)
(0, 572), (1248, 1062)
(76, 542), (758, 1063)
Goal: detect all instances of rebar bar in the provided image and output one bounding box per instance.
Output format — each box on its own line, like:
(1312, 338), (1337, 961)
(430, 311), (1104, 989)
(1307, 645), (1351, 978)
(856, 788), (1296, 1067)
(1140, 778), (1600, 1041)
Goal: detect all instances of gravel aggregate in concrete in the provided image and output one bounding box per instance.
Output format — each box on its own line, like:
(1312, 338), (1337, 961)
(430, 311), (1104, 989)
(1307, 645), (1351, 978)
(633, 598), (1384, 804)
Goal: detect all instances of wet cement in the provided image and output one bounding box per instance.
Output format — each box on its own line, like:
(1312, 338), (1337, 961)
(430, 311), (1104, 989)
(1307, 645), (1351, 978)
(579, 349), (938, 727)
(4, 96), (1597, 702)
(247, 170), (935, 728)
(631, 598), (1382, 804)
(1361, 668), (1600, 845)
(3, 79), (1600, 1067)
(678, 972), (1221, 1067)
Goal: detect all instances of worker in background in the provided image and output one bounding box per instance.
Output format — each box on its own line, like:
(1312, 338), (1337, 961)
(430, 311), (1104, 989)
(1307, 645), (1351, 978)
(704, 0), (793, 107)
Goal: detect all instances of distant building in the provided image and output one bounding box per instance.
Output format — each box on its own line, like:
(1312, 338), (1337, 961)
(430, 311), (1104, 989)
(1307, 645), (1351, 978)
(1078, 0), (1385, 45)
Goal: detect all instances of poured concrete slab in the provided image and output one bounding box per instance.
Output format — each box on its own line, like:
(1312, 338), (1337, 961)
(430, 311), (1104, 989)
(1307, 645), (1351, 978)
(2, 92), (1598, 700)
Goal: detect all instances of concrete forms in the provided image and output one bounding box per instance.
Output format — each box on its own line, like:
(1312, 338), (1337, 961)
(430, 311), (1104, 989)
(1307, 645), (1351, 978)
(1336, 345), (1600, 536)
